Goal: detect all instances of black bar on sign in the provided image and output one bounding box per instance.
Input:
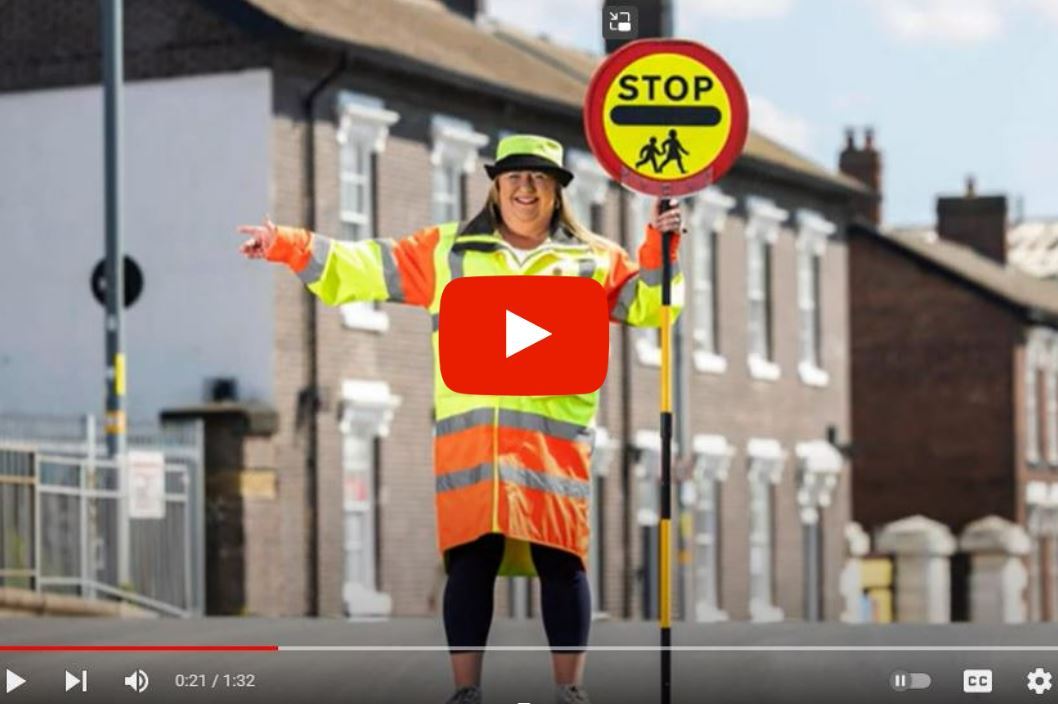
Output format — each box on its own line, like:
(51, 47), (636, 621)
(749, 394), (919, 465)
(610, 106), (722, 126)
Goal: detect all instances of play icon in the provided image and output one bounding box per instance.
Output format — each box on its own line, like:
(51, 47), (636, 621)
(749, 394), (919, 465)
(6, 669), (25, 693)
(505, 310), (551, 358)
(439, 276), (609, 395)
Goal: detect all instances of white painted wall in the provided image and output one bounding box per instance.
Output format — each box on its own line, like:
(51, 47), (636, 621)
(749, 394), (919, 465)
(0, 70), (274, 419)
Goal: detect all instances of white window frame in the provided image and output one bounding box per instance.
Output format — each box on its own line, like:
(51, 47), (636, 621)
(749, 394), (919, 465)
(335, 92), (399, 333)
(629, 194), (662, 367)
(795, 210), (835, 387)
(691, 188), (735, 375)
(1027, 329), (1051, 465)
(634, 429), (663, 526)
(795, 440), (843, 526)
(690, 434), (734, 622)
(339, 379), (401, 617)
(745, 197), (786, 381)
(589, 426), (618, 618)
(1048, 338), (1058, 467)
(566, 149), (610, 229)
(747, 438), (786, 623)
(1025, 481), (1058, 621)
(431, 115), (488, 224)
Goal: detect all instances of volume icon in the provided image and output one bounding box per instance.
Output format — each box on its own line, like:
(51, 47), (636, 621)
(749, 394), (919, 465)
(124, 670), (149, 693)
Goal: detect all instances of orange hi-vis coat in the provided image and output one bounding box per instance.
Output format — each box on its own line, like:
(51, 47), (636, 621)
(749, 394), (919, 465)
(267, 206), (683, 575)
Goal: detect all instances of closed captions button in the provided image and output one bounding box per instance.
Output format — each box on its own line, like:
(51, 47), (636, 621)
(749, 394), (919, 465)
(891, 670), (932, 691)
(964, 669), (993, 694)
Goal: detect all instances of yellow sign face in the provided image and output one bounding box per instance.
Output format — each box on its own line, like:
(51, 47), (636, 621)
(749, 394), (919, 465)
(601, 53), (734, 182)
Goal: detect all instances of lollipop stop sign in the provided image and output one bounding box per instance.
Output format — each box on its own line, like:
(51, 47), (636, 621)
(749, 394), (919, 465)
(583, 39), (749, 197)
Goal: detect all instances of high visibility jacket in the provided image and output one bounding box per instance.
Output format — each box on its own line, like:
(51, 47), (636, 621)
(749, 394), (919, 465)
(269, 206), (683, 575)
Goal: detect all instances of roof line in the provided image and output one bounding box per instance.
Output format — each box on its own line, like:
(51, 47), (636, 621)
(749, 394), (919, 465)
(486, 25), (595, 84)
(304, 32), (583, 121)
(222, 0), (863, 198)
(848, 221), (1058, 325)
(739, 153), (872, 199)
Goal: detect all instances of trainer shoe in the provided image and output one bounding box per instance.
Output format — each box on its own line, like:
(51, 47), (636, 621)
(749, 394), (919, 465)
(445, 685), (482, 704)
(556, 684), (592, 704)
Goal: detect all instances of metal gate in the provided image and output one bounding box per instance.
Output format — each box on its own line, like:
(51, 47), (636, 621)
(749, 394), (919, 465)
(0, 414), (204, 616)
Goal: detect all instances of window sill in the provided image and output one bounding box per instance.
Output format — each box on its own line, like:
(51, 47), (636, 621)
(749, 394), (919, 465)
(798, 361), (829, 387)
(749, 600), (785, 623)
(694, 604), (729, 623)
(748, 355), (781, 381)
(694, 350), (728, 375)
(343, 584), (393, 617)
(635, 337), (661, 367)
(341, 303), (390, 333)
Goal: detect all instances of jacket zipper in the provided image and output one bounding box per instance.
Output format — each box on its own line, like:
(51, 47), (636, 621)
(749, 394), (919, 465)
(491, 400), (500, 532)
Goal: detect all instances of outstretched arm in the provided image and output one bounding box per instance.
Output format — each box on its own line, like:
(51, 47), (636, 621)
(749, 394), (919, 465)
(237, 218), (438, 308)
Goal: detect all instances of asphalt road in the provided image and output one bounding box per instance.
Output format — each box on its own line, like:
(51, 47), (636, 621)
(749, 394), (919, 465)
(2, 618), (1058, 703)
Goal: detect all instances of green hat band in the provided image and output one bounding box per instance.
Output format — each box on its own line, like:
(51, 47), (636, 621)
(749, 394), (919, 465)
(494, 134), (565, 169)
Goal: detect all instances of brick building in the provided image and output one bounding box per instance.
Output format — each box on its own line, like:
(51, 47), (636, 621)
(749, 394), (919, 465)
(842, 129), (1058, 621)
(0, 0), (866, 622)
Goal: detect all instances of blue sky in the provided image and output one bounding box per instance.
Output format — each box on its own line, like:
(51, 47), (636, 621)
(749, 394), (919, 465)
(487, 0), (1058, 226)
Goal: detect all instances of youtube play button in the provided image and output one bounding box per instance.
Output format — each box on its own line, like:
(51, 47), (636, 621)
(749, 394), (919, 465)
(440, 276), (609, 395)
(505, 310), (551, 358)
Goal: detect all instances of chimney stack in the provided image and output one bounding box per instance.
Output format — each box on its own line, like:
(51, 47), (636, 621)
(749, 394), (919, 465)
(442, 0), (486, 21)
(605, 0), (674, 53)
(936, 175), (1008, 264)
(838, 126), (882, 225)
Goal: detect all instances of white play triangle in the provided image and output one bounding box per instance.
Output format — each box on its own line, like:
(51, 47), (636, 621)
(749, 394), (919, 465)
(505, 310), (552, 358)
(6, 669), (25, 694)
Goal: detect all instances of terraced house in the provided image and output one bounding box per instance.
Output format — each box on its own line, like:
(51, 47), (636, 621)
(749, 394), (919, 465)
(0, 0), (868, 621)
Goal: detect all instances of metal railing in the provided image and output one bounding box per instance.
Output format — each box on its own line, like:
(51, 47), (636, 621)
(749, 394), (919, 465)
(0, 414), (204, 617)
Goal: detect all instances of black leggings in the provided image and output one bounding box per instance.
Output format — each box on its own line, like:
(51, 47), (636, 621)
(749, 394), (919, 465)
(443, 533), (591, 652)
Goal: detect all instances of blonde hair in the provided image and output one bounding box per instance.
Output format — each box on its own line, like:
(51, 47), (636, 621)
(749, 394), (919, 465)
(486, 179), (600, 245)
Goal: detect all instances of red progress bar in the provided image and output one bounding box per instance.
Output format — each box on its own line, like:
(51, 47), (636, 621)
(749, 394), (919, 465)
(0, 645), (279, 652)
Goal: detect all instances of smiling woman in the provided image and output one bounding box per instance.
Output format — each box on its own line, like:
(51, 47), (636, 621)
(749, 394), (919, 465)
(236, 133), (684, 704)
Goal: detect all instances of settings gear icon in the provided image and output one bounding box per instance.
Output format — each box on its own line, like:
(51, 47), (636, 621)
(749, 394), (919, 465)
(1028, 667), (1053, 695)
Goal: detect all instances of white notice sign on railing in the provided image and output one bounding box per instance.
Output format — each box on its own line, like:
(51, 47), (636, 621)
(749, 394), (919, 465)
(128, 450), (166, 520)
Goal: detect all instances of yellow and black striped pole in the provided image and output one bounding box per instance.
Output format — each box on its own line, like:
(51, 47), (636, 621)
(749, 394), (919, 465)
(658, 197), (677, 704)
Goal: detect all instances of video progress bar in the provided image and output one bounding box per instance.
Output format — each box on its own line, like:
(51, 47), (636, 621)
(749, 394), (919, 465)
(0, 646), (278, 652)
(275, 645), (1058, 652)
(6, 645), (1058, 653)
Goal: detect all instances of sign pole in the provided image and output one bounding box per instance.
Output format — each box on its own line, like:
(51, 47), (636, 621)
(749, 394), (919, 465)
(658, 198), (677, 704)
(102, 0), (129, 586)
(582, 37), (748, 704)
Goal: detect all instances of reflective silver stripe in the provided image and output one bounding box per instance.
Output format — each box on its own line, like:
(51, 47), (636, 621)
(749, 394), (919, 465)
(577, 258), (596, 278)
(449, 247), (466, 280)
(379, 240), (404, 302)
(436, 463), (492, 493)
(435, 463), (590, 500)
(639, 260), (682, 287)
(431, 313), (440, 332)
(435, 408), (494, 436)
(435, 408), (591, 443)
(611, 272), (640, 322)
(499, 465), (591, 500)
(499, 409), (592, 442)
(297, 234), (332, 284)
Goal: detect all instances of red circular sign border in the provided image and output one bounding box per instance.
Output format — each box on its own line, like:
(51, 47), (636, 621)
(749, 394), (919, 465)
(583, 39), (749, 197)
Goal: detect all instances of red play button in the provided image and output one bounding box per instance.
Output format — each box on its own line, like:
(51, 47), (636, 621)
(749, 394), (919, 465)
(439, 276), (609, 395)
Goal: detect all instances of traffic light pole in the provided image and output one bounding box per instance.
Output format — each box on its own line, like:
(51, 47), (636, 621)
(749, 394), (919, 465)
(102, 0), (129, 585)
